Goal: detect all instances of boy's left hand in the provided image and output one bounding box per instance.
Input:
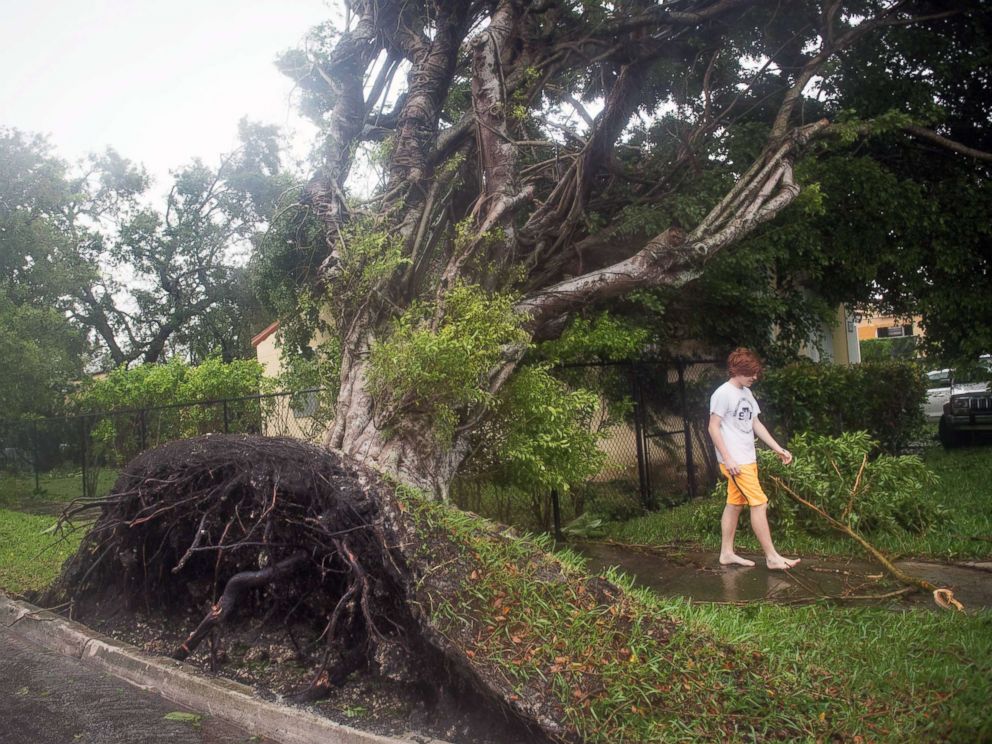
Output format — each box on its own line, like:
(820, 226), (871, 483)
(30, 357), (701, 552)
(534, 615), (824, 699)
(776, 448), (793, 465)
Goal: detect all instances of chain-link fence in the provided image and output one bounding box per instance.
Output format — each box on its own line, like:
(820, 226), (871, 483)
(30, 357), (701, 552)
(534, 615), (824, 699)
(451, 359), (723, 533)
(0, 389), (332, 507)
(4, 361), (724, 531)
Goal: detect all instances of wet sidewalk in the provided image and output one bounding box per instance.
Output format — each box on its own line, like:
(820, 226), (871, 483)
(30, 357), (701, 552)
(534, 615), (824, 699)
(0, 623), (273, 744)
(0, 594), (431, 744)
(576, 541), (992, 609)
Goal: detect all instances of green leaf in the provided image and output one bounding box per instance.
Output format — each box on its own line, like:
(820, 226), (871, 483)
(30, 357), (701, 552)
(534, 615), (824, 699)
(163, 711), (202, 725)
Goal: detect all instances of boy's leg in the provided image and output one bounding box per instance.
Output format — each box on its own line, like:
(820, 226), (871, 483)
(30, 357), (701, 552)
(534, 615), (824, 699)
(719, 504), (755, 566)
(748, 504), (800, 570)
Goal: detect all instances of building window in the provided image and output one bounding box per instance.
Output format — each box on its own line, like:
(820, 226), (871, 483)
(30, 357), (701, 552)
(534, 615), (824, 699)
(877, 324), (913, 339)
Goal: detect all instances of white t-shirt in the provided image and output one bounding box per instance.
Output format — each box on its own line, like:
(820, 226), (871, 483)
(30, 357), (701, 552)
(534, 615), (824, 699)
(709, 381), (761, 465)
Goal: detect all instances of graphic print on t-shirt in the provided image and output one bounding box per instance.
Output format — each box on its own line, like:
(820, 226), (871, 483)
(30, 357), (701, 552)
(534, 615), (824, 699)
(732, 398), (754, 430)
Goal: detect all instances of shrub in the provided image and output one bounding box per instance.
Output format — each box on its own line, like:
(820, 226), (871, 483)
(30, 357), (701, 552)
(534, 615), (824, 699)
(859, 336), (918, 362)
(368, 283), (529, 444)
(71, 357), (271, 464)
(707, 431), (941, 536)
(757, 360), (927, 453)
(73, 357), (267, 414)
(469, 365), (604, 494)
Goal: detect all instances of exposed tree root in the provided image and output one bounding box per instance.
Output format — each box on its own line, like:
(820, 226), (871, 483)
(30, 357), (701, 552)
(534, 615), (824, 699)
(174, 551), (308, 661)
(45, 434), (553, 742)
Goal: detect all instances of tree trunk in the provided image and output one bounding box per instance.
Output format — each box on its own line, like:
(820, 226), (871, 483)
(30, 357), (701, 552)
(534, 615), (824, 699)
(327, 345), (470, 499)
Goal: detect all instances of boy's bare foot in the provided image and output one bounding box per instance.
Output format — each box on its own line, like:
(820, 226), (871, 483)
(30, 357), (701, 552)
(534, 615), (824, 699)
(719, 553), (756, 567)
(766, 556), (800, 570)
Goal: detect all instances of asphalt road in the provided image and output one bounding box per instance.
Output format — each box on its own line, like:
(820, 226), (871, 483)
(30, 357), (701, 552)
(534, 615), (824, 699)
(0, 624), (273, 744)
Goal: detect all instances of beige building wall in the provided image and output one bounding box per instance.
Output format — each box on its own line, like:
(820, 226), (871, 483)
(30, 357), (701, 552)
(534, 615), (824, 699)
(253, 322), (283, 378)
(800, 304), (861, 365)
(251, 321), (333, 442)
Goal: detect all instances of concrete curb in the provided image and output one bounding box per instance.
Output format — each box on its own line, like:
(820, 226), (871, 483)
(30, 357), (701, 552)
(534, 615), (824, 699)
(0, 594), (446, 744)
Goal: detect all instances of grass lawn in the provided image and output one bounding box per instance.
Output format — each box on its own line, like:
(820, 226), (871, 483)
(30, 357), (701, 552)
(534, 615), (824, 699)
(591, 441), (992, 740)
(0, 508), (83, 596)
(671, 597), (992, 742)
(412, 491), (992, 742)
(604, 443), (992, 562)
(0, 469), (109, 596)
(0, 469), (116, 515)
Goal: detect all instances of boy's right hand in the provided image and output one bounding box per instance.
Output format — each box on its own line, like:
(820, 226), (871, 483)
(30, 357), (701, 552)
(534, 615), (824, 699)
(724, 458), (741, 475)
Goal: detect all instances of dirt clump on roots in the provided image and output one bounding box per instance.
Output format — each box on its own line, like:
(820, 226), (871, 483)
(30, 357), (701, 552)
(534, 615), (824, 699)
(44, 434), (551, 744)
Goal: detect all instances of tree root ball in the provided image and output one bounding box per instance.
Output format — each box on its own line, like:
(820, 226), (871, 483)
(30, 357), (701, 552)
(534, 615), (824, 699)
(47, 434), (551, 742)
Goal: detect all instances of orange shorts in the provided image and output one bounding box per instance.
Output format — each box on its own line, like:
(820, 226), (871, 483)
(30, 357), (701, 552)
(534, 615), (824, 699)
(719, 462), (768, 507)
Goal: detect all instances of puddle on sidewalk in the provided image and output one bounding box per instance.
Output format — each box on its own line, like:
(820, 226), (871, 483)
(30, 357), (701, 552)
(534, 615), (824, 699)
(574, 541), (992, 610)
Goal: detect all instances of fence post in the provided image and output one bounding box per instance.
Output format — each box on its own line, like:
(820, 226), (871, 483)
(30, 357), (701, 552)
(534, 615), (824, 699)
(677, 359), (696, 501)
(630, 365), (652, 510)
(79, 416), (89, 499)
(551, 489), (563, 541)
(31, 419), (41, 494)
(138, 408), (148, 452)
(223, 400), (230, 434)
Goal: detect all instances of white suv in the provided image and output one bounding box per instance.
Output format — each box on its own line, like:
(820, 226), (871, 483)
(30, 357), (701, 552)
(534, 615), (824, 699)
(931, 356), (992, 447)
(924, 368), (988, 420)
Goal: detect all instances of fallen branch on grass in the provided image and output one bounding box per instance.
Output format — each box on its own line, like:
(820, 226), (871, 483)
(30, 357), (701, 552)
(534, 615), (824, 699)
(707, 585), (916, 606)
(767, 475), (965, 612)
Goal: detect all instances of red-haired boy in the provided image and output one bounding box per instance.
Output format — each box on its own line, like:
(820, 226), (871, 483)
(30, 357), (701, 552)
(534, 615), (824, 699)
(707, 348), (799, 570)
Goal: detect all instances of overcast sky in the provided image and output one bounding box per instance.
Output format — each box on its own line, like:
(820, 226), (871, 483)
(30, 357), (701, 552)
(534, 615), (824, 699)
(0, 0), (333, 190)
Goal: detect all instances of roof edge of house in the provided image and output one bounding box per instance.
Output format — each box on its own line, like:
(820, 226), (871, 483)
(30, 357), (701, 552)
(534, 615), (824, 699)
(251, 320), (280, 348)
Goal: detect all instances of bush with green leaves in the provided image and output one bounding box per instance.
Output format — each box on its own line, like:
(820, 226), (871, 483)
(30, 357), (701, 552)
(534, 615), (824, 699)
(465, 364), (604, 494)
(74, 357), (267, 413)
(706, 431), (941, 537)
(368, 283), (529, 444)
(859, 336), (918, 362)
(72, 357), (271, 464)
(757, 360), (927, 453)
(448, 359), (609, 527)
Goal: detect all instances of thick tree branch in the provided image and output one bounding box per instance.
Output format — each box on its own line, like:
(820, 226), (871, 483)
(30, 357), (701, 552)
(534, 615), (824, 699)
(304, 3), (394, 273)
(516, 120), (829, 336)
(386, 3), (473, 192)
(432, 0), (534, 310)
(903, 125), (992, 162)
(521, 56), (655, 258)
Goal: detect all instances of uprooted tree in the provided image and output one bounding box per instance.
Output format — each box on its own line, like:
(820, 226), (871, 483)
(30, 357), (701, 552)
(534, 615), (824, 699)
(51, 434), (745, 743)
(252, 0), (991, 495)
(49, 436), (557, 740)
(55, 2), (991, 741)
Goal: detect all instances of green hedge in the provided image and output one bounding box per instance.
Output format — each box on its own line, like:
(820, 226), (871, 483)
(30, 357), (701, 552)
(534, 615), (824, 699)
(70, 357), (271, 465)
(757, 360), (926, 453)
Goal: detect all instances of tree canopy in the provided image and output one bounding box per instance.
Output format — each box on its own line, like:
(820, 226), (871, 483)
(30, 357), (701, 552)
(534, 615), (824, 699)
(0, 123), (290, 415)
(1, 129), (90, 416)
(254, 0), (990, 493)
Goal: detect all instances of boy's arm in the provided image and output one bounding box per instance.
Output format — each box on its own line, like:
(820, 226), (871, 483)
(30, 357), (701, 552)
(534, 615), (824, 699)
(753, 417), (792, 464)
(707, 413), (741, 474)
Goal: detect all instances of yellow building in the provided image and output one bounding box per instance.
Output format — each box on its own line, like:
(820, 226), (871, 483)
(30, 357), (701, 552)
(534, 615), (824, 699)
(855, 313), (923, 343)
(251, 321), (282, 378)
